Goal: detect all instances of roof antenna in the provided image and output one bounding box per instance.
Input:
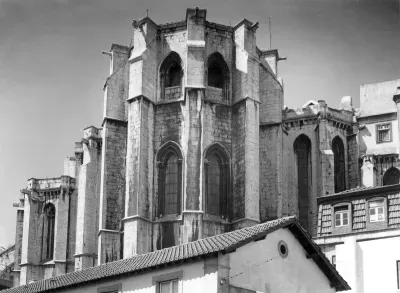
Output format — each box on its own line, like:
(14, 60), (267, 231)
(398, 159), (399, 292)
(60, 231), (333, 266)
(268, 17), (272, 49)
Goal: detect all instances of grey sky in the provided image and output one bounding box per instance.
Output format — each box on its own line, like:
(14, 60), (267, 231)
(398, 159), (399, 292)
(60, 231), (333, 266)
(0, 0), (399, 246)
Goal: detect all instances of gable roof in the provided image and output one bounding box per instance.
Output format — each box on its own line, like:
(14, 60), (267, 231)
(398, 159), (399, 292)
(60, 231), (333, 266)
(1, 217), (350, 293)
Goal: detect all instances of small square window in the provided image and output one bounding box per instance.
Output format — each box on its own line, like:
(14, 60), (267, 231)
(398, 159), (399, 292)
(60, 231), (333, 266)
(334, 206), (349, 227)
(377, 123), (391, 143)
(369, 200), (385, 222)
(159, 279), (179, 293)
(153, 271), (182, 293)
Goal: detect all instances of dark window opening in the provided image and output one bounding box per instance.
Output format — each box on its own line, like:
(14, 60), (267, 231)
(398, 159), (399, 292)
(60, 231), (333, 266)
(205, 53), (230, 101)
(294, 134), (312, 231)
(164, 154), (179, 215)
(160, 52), (182, 100)
(166, 63), (181, 88)
(41, 203), (55, 261)
(383, 167), (400, 186)
(207, 63), (224, 88)
(206, 154), (221, 216)
(332, 136), (346, 193)
(204, 144), (230, 219)
(157, 143), (182, 217)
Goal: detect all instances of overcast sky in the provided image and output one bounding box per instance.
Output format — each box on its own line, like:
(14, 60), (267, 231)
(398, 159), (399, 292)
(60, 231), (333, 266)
(0, 0), (399, 247)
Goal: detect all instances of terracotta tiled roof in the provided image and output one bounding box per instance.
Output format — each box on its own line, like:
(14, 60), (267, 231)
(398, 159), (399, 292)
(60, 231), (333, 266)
(0, 216), (350, 293)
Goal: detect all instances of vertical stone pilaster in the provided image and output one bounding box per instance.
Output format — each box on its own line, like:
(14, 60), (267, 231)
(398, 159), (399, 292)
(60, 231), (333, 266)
(103, 44), (130, 120)
(318, 100), (335, 197)
(123, 97), (154, 258)
(53, 187), (70, 275)
(13, 200), (24, 286)
(347, 127), (360, 189)
(19, 188), (41, 285)
(75, 130), (102, 270)
(98, 120), (126, 264)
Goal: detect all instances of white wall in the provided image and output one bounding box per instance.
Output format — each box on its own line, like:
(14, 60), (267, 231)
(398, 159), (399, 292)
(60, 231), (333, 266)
(360, 79), (400, 117)
(316, 231), (400, 293)
(358, 237), (400, 293)
(57, 261), (217, 293)
(229, 229), (336, 293)
(359, 119), (399, 156)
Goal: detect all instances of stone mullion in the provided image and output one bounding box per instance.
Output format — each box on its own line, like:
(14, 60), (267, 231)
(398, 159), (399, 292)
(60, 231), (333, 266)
(157, 162), (166, 217)
(160, 72), (165, 100)
(177, 159), (183, 214)
(220, 163), (227, 219)
(203, 159), (209, 214)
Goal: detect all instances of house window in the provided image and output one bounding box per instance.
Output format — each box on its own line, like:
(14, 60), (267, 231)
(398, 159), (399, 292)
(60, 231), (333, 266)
(159, 279), (179, 293)
(377, 123), (391, 143)
(153, 272), (182, 293)
(334, 205), (349, 227)
(369, 200), (385, 222)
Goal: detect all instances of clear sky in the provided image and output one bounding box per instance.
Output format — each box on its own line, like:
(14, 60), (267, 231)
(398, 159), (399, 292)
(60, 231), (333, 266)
(0, 0), (399, 247)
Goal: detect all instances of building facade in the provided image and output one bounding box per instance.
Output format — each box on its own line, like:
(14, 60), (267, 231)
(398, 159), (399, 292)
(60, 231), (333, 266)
(313, 80), (400, 293)
(6, 7), (400, 292)
(2, 218), (350, 293)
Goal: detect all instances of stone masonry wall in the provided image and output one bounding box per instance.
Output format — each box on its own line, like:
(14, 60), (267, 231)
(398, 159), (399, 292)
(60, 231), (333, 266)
(259, 125), (282, 221)
(232, 101), (246, 220)
(101, 122), (126, 230)
(259, 66), (283, 124)
(347, 132), (360, 189)
(282, 123), (319, 235)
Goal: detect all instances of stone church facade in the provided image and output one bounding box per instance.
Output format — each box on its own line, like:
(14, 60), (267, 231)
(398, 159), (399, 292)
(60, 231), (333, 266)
(8, 8), (400, 289)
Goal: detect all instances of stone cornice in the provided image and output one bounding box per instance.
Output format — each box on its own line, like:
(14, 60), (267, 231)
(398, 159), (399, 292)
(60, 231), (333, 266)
(357, 111), (397, 124)
(101, 117), (128, 127)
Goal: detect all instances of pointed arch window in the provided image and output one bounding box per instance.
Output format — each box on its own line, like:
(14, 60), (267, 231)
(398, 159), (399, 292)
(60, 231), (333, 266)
(157, 143), (183, 217)
(383, 167), (400, 186)
(204, 144), (230, 219)
(160, 52), (183, 101)
(41, 203), (55, 261)
(205, 53), (230, 101)
(294, 134), (312, 231)
(332, 136), (346, 193)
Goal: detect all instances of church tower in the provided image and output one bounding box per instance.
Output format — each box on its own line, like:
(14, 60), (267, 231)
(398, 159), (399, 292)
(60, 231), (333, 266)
(96, 8), (285, 262)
